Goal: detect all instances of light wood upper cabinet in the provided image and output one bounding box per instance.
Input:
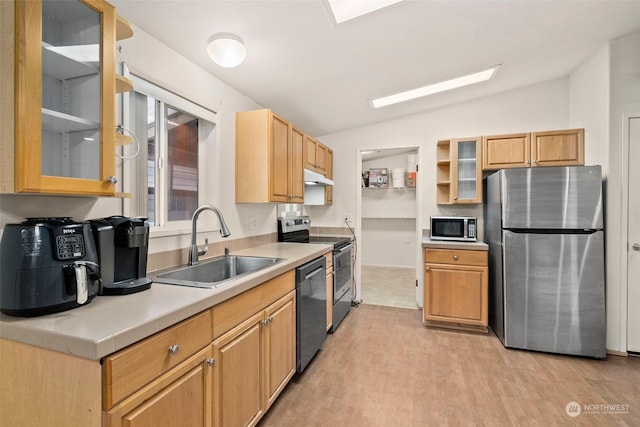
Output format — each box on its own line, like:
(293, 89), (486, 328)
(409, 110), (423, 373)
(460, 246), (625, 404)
(436, 137), (482, 204)
(423, 248), (488, 333)
(303, 135), (328, 174)
(325, 148), (333, 205)
(290, 126), (305, 203)
(482, 133), (531, 170)
(531, 128), (584, 167)
(1, 0), (120, 196)
(236, 109), (304, 203)
(482, 128), (584, 170)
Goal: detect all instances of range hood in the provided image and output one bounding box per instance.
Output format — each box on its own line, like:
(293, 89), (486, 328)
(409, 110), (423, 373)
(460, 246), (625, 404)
(304, 169), (334, 186)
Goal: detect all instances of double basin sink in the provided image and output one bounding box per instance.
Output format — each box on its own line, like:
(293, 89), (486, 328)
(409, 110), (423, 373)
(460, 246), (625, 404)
(154, 255), (286, 289)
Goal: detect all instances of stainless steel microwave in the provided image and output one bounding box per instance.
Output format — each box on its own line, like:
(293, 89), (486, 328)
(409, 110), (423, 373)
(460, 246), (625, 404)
(430, 216), (477, 242)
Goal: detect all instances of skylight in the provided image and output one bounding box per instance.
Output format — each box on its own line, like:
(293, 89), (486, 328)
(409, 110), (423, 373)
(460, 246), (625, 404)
(326, 0), (403, 24)
(370, 66), (501, 109)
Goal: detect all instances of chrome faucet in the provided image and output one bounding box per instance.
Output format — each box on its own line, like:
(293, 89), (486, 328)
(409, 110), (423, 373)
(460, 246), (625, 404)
(189, 205), (231, 265)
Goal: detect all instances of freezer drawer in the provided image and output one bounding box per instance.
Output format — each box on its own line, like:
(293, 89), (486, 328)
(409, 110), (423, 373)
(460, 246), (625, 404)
(502, 230), (605, 358)
(500, 166), (603, 230)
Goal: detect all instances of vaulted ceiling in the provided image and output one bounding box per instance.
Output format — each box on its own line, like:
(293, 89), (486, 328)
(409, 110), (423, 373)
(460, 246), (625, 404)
(112, 0), (640, 137)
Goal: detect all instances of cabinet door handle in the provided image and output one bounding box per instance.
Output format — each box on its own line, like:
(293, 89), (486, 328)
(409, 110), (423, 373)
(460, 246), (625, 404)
(632, 243), (640, 251)
(425, 267), (431, 272)
(207, 358), (215, 366)
(453, 255), (459, 261)
(168, 344), (180, 355)
(107, 176), (118, 184)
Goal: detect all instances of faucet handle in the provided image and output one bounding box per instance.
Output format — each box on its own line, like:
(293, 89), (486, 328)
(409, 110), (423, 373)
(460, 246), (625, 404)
(198, 238), (209, 257)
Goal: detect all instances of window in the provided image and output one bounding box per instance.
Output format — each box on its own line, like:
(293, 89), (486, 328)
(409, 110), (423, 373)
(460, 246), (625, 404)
(124, 76), (217, 230)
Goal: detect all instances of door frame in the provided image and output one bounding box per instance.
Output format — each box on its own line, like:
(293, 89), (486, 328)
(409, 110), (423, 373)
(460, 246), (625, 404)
(622, 112), (640, 353)
(355, 146), (423, 307)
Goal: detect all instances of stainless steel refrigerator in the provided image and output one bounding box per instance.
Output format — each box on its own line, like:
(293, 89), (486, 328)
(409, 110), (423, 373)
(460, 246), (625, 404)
(484, 165), (605, 358)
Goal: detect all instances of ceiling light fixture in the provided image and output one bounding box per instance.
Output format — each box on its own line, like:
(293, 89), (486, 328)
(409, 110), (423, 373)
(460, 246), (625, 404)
(207, 33), (246, 68)
(326, 0), (403, 24)
(370, 65), (501, 109)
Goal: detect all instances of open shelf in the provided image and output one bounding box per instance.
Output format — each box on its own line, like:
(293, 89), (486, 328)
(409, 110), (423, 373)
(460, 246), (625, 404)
(116, 15), (134, 41)
(116, 74), (133, 93)
(115, 132), (134, 146)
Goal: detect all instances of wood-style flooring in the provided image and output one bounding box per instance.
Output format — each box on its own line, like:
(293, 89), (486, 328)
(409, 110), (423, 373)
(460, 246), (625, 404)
(259, 304), (640, 426)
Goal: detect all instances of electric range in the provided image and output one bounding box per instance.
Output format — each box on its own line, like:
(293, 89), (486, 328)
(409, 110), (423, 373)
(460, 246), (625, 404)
(278, 216), (353, 332)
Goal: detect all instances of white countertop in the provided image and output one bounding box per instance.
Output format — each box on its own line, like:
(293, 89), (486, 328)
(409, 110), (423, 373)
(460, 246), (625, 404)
(421, 236), (488, 251)
(0, 242), (331, 360)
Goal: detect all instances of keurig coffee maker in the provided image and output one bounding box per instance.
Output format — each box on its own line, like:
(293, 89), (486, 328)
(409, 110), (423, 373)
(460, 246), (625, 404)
(90, 216), (152, 295)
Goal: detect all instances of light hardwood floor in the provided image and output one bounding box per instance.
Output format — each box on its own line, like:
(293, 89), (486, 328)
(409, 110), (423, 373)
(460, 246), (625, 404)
(361, 265), (417, 309)
(258, 304), (640, 426)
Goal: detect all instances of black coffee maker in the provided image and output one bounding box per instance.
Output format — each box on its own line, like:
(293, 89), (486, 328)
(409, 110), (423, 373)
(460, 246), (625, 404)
(90, 216), (152, 295)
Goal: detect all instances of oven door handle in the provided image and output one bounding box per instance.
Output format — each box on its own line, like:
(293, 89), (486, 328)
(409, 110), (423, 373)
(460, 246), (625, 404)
(337, 243), (353, 253)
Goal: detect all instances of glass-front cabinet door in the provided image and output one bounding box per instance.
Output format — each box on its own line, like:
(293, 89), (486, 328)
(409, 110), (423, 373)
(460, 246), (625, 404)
(15, 0), (116, 195)
(451, 137), (482, 204)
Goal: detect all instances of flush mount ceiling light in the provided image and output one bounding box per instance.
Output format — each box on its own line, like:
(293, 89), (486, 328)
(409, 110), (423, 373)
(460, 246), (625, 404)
(326, 0), (403, 24)
(207, 33), (246, 68)
(370, 65), (501, 109)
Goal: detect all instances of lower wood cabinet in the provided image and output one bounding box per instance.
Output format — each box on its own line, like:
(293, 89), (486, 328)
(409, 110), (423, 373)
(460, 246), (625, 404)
(0, 270), (298, 427)
(325, 252), (333, 331)
(423, 248), (488, 333)
(104, 346), (213, 427)
(212, 290), (296, 427)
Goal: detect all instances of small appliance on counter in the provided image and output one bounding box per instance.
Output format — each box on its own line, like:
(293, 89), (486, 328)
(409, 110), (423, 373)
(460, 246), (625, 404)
(90, 216), (152, 295)
(0, 217), (100, 317)
(430, 215), (477, 242)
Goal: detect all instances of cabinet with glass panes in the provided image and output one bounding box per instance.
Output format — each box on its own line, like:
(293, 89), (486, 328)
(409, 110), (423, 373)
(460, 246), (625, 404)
(436, 137), (482, 204)
(0, 0), (132, 196)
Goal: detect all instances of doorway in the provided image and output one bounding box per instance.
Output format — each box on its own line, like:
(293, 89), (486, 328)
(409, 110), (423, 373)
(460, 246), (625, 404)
(357, 147), (421, 309)
(627, 116), (640, 353)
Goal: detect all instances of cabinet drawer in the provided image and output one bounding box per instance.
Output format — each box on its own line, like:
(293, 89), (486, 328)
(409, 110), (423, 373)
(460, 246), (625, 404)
(212, 270), (295, 339)
(103, 310), (212, 409)
(424, 248), (487, 266)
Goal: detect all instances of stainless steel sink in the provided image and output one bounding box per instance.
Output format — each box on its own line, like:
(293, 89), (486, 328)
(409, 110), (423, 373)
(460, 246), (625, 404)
(154, 255), (286, 289)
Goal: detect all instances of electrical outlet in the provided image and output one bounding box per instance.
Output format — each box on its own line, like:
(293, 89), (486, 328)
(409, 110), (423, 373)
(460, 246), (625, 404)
(249, 216), (257, 230)
(344, 212), (353, 223)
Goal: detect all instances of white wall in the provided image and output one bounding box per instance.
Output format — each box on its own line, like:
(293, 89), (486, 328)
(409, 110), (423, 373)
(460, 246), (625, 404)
(568, 31), (640, 353)
(606, 32), (640, 353)
(569, 45), (610, 172)
(318, 77), (570, 232)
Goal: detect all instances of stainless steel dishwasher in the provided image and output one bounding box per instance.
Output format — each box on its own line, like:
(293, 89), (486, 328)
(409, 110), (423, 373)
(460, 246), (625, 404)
(295, 256), (327, 372)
